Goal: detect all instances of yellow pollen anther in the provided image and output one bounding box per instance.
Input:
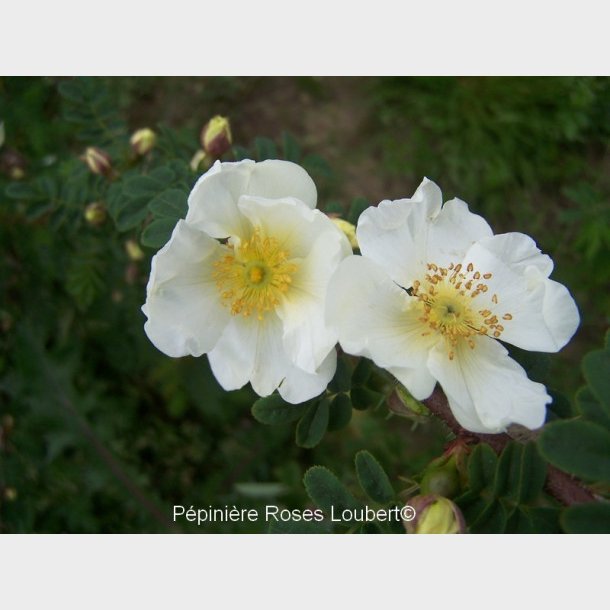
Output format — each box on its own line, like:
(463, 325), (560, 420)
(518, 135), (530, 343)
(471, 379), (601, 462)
(213, 228), (297, 320)
(410, 260), (512, 359)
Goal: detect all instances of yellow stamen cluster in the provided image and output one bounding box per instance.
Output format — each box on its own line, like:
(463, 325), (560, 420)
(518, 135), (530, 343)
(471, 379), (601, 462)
(410, 262), (513, 360)
(213, 228), (297, 320)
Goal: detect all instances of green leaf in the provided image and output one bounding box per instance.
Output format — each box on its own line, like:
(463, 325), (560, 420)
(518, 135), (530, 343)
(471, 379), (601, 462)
(576, 387), (610, 429)
(582, 348), (610, 414)
(538, 419), (610, 482)
(234, 482), (288, 499)
(561, 502), (610, 533)
(148, 188), (188, 218)
(348, 197), (370, 225)
(141, 218), (177, 248)
(352, 358), (372, 385)
(328, 355), (352, 393)
(350, 386), (384, 411)
(5, 182), (38, 200)
(469, 499), (508, 534)
(493, 442), (546, 504)
(114, 197), (149, 231)
(327, 393), (352, 431)
(303, 466), (360, 515)
(302, 154), (332, 178)
(281, 131), (301, 162)
(296, 399), (330, 448)
(254, 137), (277, 160)
(251, 394), (308, 425)
(232, 145), (250, 161)
(355, 450), (395, 504)
(467, 444), (498, 493)
(123, 170), (174, 199)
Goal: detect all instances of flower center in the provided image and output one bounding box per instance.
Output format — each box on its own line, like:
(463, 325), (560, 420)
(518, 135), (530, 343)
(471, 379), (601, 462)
(410, 262), (513, 359)
(213, 228), (297, 320)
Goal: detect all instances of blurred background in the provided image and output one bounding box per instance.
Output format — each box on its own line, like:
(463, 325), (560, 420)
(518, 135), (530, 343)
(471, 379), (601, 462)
(0, 77), (608, 532)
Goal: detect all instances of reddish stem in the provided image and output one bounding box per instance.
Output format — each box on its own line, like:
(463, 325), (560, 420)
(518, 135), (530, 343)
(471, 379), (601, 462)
(413, 386), (597, 506)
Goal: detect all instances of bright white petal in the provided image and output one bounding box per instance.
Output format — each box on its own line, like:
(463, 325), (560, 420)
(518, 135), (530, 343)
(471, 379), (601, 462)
(428, 336), (550, 433)
(275, 218), (350, 372)
(387, 365), (437, 401)
(142, 220), (229, 357)
(186, 160), (253, 238)
(208, 313), (287, 396)
(475, 232), (554, 276)
(327, 255), (439, 371)
(186, 159), (317, 239)
(425, 198), (493, 267)
(357, 179), (492, 287)
(279, 349), (337, 404)
(356, 177), (442, 287)
(237, 195), (349, 259)
(464, 240), (579, 352)
(244, 159), (317, 209)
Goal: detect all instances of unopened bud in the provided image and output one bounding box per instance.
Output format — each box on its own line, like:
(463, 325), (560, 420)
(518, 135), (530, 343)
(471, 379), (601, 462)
(190, 149), (211, 172)
(84, 202), (107, 226)
(331, 218), (358, 249)
(4, 487), (17, 502)
(405, 495), (465, 534)
(420, 463), (461, 498)
(130, 128), (157, 156)
(125, 239), (144, 262)
(200, 115), (232, 158)
(82, 147), (112, 177)
(0, 121), (5, 148)
(0, 148), (27, 180)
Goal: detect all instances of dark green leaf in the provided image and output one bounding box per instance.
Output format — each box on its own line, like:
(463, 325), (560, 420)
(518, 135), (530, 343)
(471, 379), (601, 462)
(5, 182), (38, 200)
(114, 197), (149, 231)
(348, 197), (370, 225)
(296, 399), (330, 448)
(352, 358), (372, 385)
(251, 394), (308, 425)
(148, 188), (188, 218)
(254, 137), (277, 160)
(561, 502), (610, 533)
(327, 393), (352, 431)
(355, 450), (395, 504)
(350, 386), (384, 411)
(538, 420), (610, 482)
(576, 387), (610, 429)
(141, 218), (176, 248)
(232, 145), (250, 161)
(302, 154), (332, 178)
(583, 348), (610, 414)
(328, 355), (352, 393)
(493, 442), (546, 504)
(303, 466), (360, 515)
(281, 131), (301, 162)
(469, 499), (508, 534)
(467, 443), (498, 493)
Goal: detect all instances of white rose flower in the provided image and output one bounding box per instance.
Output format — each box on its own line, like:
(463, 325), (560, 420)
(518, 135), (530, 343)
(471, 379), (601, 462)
(327, 178), (580, 433)
(142, 159), (351, 403)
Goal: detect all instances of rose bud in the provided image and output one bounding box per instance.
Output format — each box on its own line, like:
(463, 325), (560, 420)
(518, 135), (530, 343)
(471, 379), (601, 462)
(82, 147), (112, 177)
(130, 128), (157, 156)
(200, 115), (232, 158)
(405, 495), (466, 534)
(84, 202), (107, 226)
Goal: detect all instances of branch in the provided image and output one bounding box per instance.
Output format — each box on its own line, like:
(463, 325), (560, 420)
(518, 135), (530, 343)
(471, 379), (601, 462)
(401, 385), (597, 506)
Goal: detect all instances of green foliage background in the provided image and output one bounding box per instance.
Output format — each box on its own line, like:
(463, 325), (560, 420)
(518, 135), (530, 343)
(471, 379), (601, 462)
(0, 77), (608, 533)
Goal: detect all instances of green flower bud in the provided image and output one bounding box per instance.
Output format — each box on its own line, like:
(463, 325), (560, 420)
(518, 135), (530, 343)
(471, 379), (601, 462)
(84, 202), (107, 226)
(420, 462), (461, 498)
(405, 495), (465, 534)
(82, 147), (112, 177)
(130, 128), (157, 156)
(200, 115), (232, 158)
